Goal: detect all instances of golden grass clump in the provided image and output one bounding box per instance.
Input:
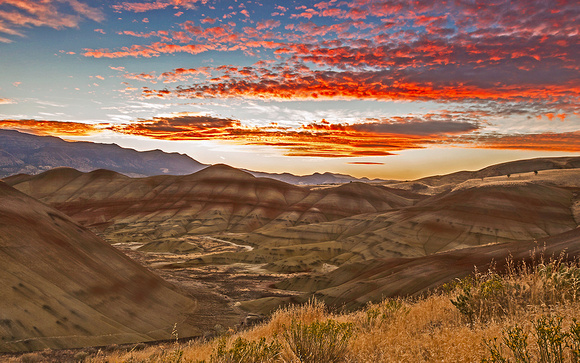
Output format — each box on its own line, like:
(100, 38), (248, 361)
(449, 254), (580, 324)
(52, 257), (580, 362)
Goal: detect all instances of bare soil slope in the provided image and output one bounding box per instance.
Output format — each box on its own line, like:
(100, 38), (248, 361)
(241, 227), (580, 313)
(4, 162), (579, 275)
(4, 165), (419, 246)
(0, 182), (235, 352)
(231, 173), (579, 267)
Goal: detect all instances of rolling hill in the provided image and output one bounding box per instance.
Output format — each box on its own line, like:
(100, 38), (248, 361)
(4, 158), (579, 274)
(3, 156), (580, 317)
(383, 156), (580, 195)
(3, 164), (418, 246)
(0, 181), (236, 352)
(241, 226), (580, 313)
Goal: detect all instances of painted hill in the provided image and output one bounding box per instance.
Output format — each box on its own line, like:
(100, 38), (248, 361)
(242, 226), (580, 313)
(6, 159), (579, 276)
(0, 181), (235, 352)
(4, 160), (580, 275)
(3, 165), (419, 249)
(226, 170), (579, 265)
(3, 156), (580, 319)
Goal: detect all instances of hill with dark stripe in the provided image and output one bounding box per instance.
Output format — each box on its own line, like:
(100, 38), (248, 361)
(0, 182), (236, 352)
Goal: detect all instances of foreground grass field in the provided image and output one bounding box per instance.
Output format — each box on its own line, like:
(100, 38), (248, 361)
(12, 254), (580, 363)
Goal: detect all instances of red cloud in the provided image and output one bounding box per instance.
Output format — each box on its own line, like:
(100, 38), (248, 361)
(457, 131), (580, 152)
(106, 113), (485, 157)
(108, 113), (580, 157)
(84, 42), (215, 58)
(0, 120), (104, 136)
(347, 162), (385, 165)
(78, 0), (578, 122)
(0, 0), (104, 41)
(143, 66), (580, 107)
(3, 115), (578, 157)
(112, 0), (201, 13)
(256, 19), (281, 30)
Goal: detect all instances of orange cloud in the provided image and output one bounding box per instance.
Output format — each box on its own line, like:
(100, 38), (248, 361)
(0, 120), (104, 136)
(2, 117), (578, 157)
(457, 131), (580, 152)
(106, 112), (580, 157)
(89, 0), (577, 117)
(108, 114), (482, 157)
(108, 115), (241, 140)
(112, 0), (201, 13)
(256, 19), (281, 30)
(83, 42), (215, 58)
(144, 67), (580, 106)
(0, 0), (104, 41)
(347, 162), (385, 165)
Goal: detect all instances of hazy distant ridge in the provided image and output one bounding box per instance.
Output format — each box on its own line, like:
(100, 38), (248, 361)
(0, 129), (206, 177)
(0, 129), (385, 184)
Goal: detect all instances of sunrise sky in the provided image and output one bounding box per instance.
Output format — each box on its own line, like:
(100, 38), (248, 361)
(0, 0), (578, 179)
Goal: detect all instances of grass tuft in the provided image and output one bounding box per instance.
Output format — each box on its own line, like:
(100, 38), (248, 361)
(66, 257), (580, 362)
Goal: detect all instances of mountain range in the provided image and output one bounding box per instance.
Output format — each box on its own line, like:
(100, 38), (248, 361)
(0, 129), (205, 178)
(0, 129), (383, 184)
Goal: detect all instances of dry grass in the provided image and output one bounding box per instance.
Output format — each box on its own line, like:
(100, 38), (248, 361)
(69, 257), (580, 362)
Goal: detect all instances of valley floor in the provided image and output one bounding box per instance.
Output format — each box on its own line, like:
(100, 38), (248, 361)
(115, 238), (305, 310)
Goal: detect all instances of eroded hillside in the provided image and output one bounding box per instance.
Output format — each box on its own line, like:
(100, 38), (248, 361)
(3, 157), (580, 318)
(0, 182), (238, 353)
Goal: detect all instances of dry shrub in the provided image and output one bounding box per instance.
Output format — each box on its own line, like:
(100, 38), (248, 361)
(482, 315), (580, 362)
(18, 353), (43, 363)
(65, 256), (580, 363)
(347, 293), (495, 362)
(74, 351), (90, 361)
(268, 299), (327, 334)
(85, 341), (196, 363)
(210, 337), (281, 363)
(353, 298), (408, 331)
(450, 256), (580, 324)
(281, 319), (353, 363)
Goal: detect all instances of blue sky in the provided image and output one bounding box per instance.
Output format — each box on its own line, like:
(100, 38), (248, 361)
(0, 0), (578, 179)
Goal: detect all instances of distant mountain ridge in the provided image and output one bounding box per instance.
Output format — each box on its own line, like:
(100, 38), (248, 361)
(247, 170), (386, 185)
(0, 129), (384, 184)
(0, 129), (206, 178)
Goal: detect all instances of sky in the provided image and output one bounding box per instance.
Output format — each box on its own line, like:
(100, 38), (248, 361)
(0, 0), (578, 180)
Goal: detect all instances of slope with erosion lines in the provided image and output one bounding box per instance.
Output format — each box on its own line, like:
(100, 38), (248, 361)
(241, 226), (580, 313)
(3, 164), (420, 251)
(199, 171), (580, 272)
(0, 182), (238, 352)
